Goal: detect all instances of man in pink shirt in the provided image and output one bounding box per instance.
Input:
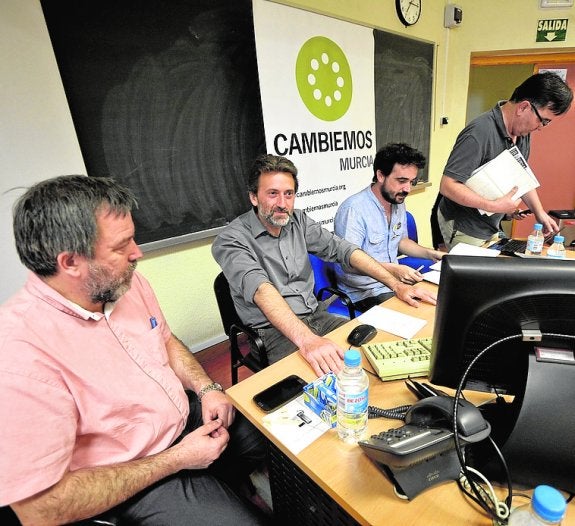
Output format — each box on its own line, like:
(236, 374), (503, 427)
(0, 176), (268, 525)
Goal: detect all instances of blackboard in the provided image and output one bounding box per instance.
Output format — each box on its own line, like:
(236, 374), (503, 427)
(41, 1), (433, 248)
(374, 30), (433, 182)
(42, 0), (265, 248)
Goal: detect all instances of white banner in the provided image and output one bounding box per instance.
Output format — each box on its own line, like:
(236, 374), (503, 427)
(253, 0), (376, 230)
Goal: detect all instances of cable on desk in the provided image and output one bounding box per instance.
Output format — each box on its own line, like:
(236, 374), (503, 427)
(458, 465), (510, 521)
(367, 404), (411, 420)
(452, 335), (518, 521)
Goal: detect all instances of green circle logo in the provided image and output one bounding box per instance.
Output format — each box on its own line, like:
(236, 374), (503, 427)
(295, 36), (352, 122)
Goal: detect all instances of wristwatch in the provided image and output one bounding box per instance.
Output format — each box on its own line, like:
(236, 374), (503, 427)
(198, 382), (224, 401)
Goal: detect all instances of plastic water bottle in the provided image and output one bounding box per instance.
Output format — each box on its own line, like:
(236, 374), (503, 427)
(508, 485), (566, 525)
(525, 223), (544, 255)
(336, 349), (369, 443)
(547, 235), (566, 259)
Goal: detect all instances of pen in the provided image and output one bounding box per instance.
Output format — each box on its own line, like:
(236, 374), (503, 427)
(416, 265), (424, 272)
(150, 316), (157, 329)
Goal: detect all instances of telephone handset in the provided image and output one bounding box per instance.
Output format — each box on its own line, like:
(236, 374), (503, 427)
(359, 396), (491, 469)
(405, 395), (490, 438)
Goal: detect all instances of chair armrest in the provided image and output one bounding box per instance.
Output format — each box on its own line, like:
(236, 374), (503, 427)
(230, 322), (269, 368)
(316, 286), (357, 319)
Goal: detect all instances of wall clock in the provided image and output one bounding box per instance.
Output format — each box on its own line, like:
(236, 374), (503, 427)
(396, 0), (422, 26)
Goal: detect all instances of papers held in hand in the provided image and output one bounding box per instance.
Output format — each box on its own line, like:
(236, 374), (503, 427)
(466, 146), (539, 216)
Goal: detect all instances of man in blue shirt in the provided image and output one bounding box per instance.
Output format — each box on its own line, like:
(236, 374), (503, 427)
(334, 143), (444, 312)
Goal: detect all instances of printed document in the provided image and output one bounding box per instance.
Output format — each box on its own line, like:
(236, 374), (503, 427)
(262, 396), (330, 454)
(466, 146), (539, 216)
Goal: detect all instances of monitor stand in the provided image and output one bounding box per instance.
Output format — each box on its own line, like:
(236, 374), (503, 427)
(471, 350), (575, 493)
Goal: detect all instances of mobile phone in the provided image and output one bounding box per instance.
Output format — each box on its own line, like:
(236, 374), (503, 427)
(253, 375), (307, 412)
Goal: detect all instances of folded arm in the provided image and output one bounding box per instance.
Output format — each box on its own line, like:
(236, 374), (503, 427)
(440, 175), (520, 215)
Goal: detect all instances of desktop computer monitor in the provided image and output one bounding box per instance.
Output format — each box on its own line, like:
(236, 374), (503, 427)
(429, 255), (575, 493)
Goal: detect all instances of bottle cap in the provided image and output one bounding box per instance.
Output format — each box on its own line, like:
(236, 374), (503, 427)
(553, 235), (565, 243)
(532, 485), (566, 522)
(344, 349), (361, 367)
(534, 223), (543, 230)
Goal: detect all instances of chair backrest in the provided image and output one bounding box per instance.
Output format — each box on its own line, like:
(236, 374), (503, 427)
(400, 211), (434, 272)
(406, 210), (418, 243)
(309, 253), (337, 295)
(213, 272), (241, 337)
(309, 254), (358, 319)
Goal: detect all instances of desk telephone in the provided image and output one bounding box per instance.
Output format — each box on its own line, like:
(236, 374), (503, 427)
(359, 396), (491, 499)
(359, 396), (491, 469)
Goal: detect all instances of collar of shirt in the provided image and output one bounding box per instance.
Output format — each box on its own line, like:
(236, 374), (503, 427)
(494, 101), (511, 142)
(26, 272), (105, 321)
(247, 207), (294, 240)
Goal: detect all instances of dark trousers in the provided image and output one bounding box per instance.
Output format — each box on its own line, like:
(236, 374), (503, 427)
(253, 303), (348, 364)
(84, 392), (269, 526)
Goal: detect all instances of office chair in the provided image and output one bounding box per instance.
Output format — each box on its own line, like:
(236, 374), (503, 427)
(213, 272), (269, 385)
(398, 211), (434, 273)
(309, 254), (358, 319)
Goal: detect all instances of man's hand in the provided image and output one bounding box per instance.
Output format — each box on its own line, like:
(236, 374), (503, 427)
(388, 263), (424, 285)
(297, 334), (345, 376)
(175, 419), (230, 470)
(394, 283), (437, 307)
(200, 390), (236, 429)
(535, 211), (559, 237)
(10, 419), (231, 525)
(489, 187), (522, 214)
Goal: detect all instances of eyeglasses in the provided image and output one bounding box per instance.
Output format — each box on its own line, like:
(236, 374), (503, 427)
(529, 102), (551, 127)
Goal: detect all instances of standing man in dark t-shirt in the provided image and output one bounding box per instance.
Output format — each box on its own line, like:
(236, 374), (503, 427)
(437, 71), (573, 250)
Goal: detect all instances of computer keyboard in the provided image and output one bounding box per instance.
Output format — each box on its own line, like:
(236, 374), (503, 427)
(362, 337), (432, 381)
(492, 238), (527, 255)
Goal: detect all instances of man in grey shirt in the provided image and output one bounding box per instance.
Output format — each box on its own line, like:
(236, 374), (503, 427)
(438, 72), (572, 249)
(212, 154), (436, 377)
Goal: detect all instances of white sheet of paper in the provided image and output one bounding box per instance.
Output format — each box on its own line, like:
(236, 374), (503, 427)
(357, 305), (427, 339)
(261, 395), (331, 454)
(422, 270), (441, 285)
(449, 242), (500, 257)
(429, 243), (499, 271)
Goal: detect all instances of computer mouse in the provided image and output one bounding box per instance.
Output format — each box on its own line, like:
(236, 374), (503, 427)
(347, 324), (377, 347)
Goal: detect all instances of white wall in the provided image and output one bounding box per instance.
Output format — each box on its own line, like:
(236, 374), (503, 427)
(0, 0), (86, 302)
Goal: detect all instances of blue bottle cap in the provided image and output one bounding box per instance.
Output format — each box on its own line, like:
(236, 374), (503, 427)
(534, 223), (543, 230)
(532, 485), (566, 523)
(553, 235), (565, 243)
(344, 349), (361, 367)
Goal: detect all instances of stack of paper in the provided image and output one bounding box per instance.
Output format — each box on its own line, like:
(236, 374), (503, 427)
(422, 243), (500, 280)
(466, 146), (539, 216)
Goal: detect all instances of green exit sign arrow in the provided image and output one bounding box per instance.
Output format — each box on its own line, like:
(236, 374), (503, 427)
(537, 19), (568, 42)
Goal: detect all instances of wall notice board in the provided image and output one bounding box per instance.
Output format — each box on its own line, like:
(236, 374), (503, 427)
(42, 0), (433, 248)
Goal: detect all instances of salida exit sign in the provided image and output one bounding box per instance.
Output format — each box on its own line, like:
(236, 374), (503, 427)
(537, 19), (568, 42)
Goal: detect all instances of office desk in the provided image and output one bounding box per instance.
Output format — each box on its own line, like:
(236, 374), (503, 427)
(226, 284), (574, 525)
